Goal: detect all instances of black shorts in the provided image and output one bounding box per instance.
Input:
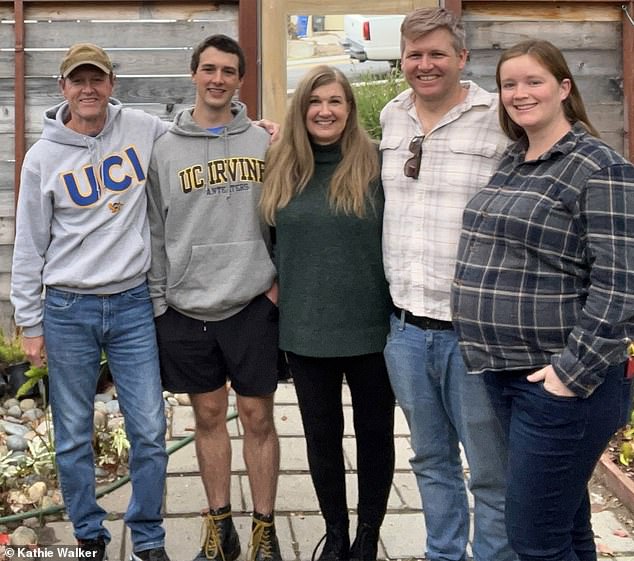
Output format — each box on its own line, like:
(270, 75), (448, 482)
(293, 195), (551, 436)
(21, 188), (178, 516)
(155, 294), (279, 396)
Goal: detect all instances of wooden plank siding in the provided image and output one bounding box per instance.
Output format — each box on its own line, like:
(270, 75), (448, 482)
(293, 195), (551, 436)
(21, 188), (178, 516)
(0, 0), (240, 334)
(1, 76), (197, 105)
(463, 3), (625, 154)
(5, 19), (238, 49)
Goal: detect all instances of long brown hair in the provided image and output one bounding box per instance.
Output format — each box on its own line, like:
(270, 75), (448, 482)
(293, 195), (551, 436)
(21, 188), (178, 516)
(495, 39), (599, 141)
(260, 65), (380, 225)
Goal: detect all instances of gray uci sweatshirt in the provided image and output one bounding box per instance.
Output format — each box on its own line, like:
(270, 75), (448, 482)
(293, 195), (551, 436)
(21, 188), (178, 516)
(146, 101), (275, 321)
(11, 99), (168, 337)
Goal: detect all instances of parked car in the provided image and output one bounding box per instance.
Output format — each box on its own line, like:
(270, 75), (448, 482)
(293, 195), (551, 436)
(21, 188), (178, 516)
(341, 14), (404, 67)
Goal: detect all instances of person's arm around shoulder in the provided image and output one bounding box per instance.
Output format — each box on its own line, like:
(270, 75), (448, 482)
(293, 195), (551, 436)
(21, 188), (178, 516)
(254, 118), (281, 143)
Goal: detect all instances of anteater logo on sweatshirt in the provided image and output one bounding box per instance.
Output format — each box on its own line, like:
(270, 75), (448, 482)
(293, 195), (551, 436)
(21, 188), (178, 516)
(177, 157), (265, 194)
(60, 146), (145, 207)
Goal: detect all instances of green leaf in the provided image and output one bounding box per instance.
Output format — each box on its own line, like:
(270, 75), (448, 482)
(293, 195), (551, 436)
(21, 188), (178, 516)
(24, 365), (48, 380)
(16, 377), (39, 398)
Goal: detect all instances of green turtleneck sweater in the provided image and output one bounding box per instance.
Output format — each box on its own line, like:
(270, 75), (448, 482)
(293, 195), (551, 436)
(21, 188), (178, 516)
(274, 142), (391, 357)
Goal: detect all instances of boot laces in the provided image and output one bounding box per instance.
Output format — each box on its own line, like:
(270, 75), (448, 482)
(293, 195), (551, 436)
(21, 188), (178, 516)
(201, 511), (232, 560)
(248, 518), (275, 560)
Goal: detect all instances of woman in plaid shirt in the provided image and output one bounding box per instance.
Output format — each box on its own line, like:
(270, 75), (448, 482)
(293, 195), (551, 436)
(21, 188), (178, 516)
(452, 39), (634, 561)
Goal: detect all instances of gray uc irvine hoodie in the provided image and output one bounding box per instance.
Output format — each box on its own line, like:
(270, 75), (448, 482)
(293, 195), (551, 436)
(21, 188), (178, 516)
(146, 101), (275, 321)
(11, 99), (168, 337)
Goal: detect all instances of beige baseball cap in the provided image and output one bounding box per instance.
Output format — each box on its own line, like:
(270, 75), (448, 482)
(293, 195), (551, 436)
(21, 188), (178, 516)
(59, 43), (113, 78)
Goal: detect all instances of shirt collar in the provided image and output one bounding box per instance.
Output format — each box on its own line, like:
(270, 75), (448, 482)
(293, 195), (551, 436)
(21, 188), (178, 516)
(393, 80), (495, 111)
(508, 121), (588, 164)
(396, 81), (497, 133)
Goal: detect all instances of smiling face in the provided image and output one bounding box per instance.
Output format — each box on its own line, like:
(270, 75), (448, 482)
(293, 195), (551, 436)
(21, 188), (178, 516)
(305, 81), (350, 145)
(192, 46), (243, 114)
(401, 28), (467, 105)
(499, 54), (571, 137)
(60, 66), (114, 134)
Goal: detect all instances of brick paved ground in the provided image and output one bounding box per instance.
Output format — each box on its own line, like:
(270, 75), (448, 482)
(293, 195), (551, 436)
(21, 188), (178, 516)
(38, 381), (634, 560)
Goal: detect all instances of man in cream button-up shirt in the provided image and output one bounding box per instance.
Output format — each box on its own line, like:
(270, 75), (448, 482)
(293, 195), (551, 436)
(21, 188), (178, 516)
(380, 8), (513, 561)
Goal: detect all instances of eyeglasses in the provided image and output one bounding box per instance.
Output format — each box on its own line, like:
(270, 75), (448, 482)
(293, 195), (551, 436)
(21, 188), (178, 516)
(404, 135), (424, 179)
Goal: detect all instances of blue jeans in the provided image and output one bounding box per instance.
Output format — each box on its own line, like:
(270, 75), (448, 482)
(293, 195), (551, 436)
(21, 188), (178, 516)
(384, 313), (515, 561)
(44, 283), (168, 552)
(485, 365), (633, 561)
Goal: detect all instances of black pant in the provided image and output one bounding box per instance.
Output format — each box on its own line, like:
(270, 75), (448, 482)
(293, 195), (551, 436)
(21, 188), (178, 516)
(287, 352), (395, 528)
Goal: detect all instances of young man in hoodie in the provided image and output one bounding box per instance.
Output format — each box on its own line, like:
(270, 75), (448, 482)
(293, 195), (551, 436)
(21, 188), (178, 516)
(10, 44), (170, 561)
(146, 35), (281, 561)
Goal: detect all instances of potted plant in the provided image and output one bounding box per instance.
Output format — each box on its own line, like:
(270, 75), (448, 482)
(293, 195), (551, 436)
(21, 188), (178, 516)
(0, 331), (39, 399)
(17, 351), (112, 401)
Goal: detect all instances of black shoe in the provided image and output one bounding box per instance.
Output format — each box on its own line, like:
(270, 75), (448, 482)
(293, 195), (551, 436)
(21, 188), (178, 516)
(130, 547), (171, 561)
(311, 521), (350, 561)
(349, 523), (379, 561)
(78, 537), (108, 561)
(248, 512), (282, 561)
(193, 505), (241, 561)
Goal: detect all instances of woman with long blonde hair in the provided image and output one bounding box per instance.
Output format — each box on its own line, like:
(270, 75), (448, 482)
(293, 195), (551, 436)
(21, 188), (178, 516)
(261, 65), (394, 561)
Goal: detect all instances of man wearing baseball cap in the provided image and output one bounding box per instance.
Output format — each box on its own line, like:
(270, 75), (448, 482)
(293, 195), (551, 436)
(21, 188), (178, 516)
(11, 43), (170, 561)
(59, 43), (115, 77)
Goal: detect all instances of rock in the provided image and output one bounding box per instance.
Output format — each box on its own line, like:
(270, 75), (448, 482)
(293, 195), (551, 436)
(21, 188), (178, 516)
(93, 410), (108, 430)
(22, 517), (40, 528)
(105, 399), (120, 415)
(49, 490), (63, 505)
(3, 397), (19, 409)
(108, 416), (125, 430)
(28, 481), (47, 503)
(94, 401), (108, 414)
(41, 495), (57, 510)
(7, 405), (23, 418)
(0, 419), (30, 437)
(6, 434), (28, 452)
(22, 408), (44, 422)
(0, 406), (6, 416)
(94, 466), (109, 478)
(24, 474), (44, 486)
(94, 392), (113, 403)
(174, 393), (191, 406)
(19, 398), (36, 411)
(24, 430), (36, 441)
(10, 525), (38, 546)
(35, 420), (52, 436)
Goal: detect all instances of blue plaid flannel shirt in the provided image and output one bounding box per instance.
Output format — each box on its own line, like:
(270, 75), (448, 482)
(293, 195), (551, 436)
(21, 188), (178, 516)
(452, 123), (634, 397)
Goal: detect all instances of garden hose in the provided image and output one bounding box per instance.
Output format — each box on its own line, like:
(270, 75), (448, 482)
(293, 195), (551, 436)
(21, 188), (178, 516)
(0, 409), (239, 525)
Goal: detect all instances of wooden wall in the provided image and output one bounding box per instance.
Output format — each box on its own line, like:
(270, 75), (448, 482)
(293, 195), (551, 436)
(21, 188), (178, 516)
(463, 2), (625, 152)
(0, 1), (239, 334)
